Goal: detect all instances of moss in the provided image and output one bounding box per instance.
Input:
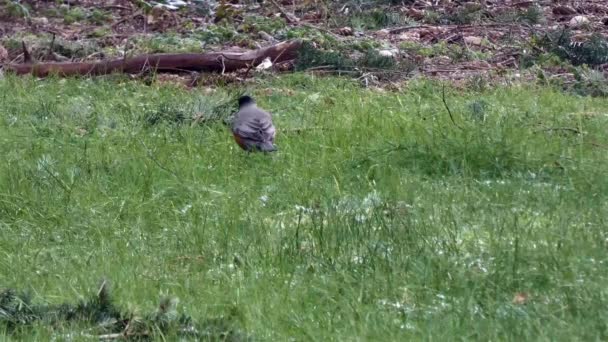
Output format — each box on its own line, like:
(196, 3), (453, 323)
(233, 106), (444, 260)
(88, 9), (112, 25)
(238, 15), (286, 35)
(63, 7), (87, 24)
(193, 24), (238, 46)
(2, 0), (30, 18)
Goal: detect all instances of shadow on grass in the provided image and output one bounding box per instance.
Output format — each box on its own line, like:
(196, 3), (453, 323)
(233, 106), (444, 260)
(0, 281), (250, 341)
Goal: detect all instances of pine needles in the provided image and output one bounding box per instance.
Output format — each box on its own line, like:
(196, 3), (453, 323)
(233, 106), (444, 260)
(542, 29), (608, 66)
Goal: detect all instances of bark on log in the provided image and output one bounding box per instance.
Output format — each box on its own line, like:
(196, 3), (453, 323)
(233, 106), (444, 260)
(2, 40), (302, 78)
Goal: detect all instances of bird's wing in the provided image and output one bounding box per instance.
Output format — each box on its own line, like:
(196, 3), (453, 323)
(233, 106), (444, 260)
(233, 116), (275, 143)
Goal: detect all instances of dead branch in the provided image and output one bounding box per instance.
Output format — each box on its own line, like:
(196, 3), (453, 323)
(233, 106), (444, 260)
(269, 0), (299, 24)
(47, 33), (56, 60)
(389, 25), (435, 34)
(442, 84), (462, 129)
(535, 127), (581, 134)
(282, 127), (330, 135)
(2, 40), (302, 78)
(21, 41), (32, 63)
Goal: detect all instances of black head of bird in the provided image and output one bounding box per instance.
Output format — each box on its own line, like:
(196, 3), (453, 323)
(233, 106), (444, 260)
(238, 95), (255, 108)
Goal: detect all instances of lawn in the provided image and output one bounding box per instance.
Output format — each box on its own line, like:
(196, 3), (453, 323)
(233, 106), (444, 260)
(0, 74), (607, 340)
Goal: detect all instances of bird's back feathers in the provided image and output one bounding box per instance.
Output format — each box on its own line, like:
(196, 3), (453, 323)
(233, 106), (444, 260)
(232, 103), (276, 152)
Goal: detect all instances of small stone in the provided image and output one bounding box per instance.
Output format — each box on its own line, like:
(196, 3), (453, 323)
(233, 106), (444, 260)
(258, 31), (275, 42)
(463, 36), (483, 46)
(375, 29), (390, 38)
(569, 15), (590, 28)
(31, 17), (49, 25)
(378, 50), (394, 57)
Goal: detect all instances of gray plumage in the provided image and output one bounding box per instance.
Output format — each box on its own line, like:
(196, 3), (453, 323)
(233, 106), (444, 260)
(231, 96), (277, 152)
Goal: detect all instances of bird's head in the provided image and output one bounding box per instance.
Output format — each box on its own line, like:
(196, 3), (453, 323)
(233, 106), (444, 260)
(238, 95), (255, 108)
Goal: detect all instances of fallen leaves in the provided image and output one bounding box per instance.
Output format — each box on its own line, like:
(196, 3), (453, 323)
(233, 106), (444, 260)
(336, 26), (354, 36)
(146, 5), (179, 30)
(407, 8), (426, 20)
(0, 0), (607, 87)
(512, 292), (530, 305)
(0, 44), (7, 63)
(463, 36), (484, 46)
(255, 56), (273, 70)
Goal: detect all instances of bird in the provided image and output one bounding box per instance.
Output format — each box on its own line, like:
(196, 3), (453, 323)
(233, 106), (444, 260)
(231, 95), (277, 152)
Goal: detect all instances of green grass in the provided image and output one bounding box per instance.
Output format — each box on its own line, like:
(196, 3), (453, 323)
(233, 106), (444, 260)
(1, 74), (607, 340)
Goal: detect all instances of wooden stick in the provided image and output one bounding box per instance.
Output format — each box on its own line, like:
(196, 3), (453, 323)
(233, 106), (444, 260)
(3, 40), (302, 78)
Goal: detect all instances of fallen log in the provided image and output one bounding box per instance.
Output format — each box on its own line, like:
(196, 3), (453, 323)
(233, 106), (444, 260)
(2, 40), (302, 78)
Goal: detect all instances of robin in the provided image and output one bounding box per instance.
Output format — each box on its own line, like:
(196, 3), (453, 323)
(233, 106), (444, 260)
(231, 95), (277, 152)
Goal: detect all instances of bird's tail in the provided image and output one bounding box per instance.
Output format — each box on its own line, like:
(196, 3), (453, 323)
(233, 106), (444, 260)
(259, 142), (277, 152)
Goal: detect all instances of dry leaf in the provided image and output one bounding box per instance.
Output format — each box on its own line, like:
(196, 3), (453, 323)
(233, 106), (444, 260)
(191, 113), (205, 127)
(256, 57), (273, 71)
(0, 44), (8, 62)
(146, 14), (157, 25)
(282, 88), (295, 96)
(75, 127), (88, 136)
(31, 17), (49, 25)
(407, 8), (425, 20)
(512, 292), (530, 305)
(302, 12), (322, 21)
(375, 29), (390, 38)
(398, 32), (420, 41)
(464, 36), (483, 46)
(337, 27), (354, 36)
(419, 27), (444, 40)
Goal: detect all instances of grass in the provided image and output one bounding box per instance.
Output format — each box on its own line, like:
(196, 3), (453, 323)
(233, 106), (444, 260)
(0, 73), (607, 340)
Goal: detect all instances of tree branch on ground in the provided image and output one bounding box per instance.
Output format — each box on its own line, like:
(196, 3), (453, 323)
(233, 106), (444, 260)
(2, 40), (302, 78)
(442, 84), (462, 129)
